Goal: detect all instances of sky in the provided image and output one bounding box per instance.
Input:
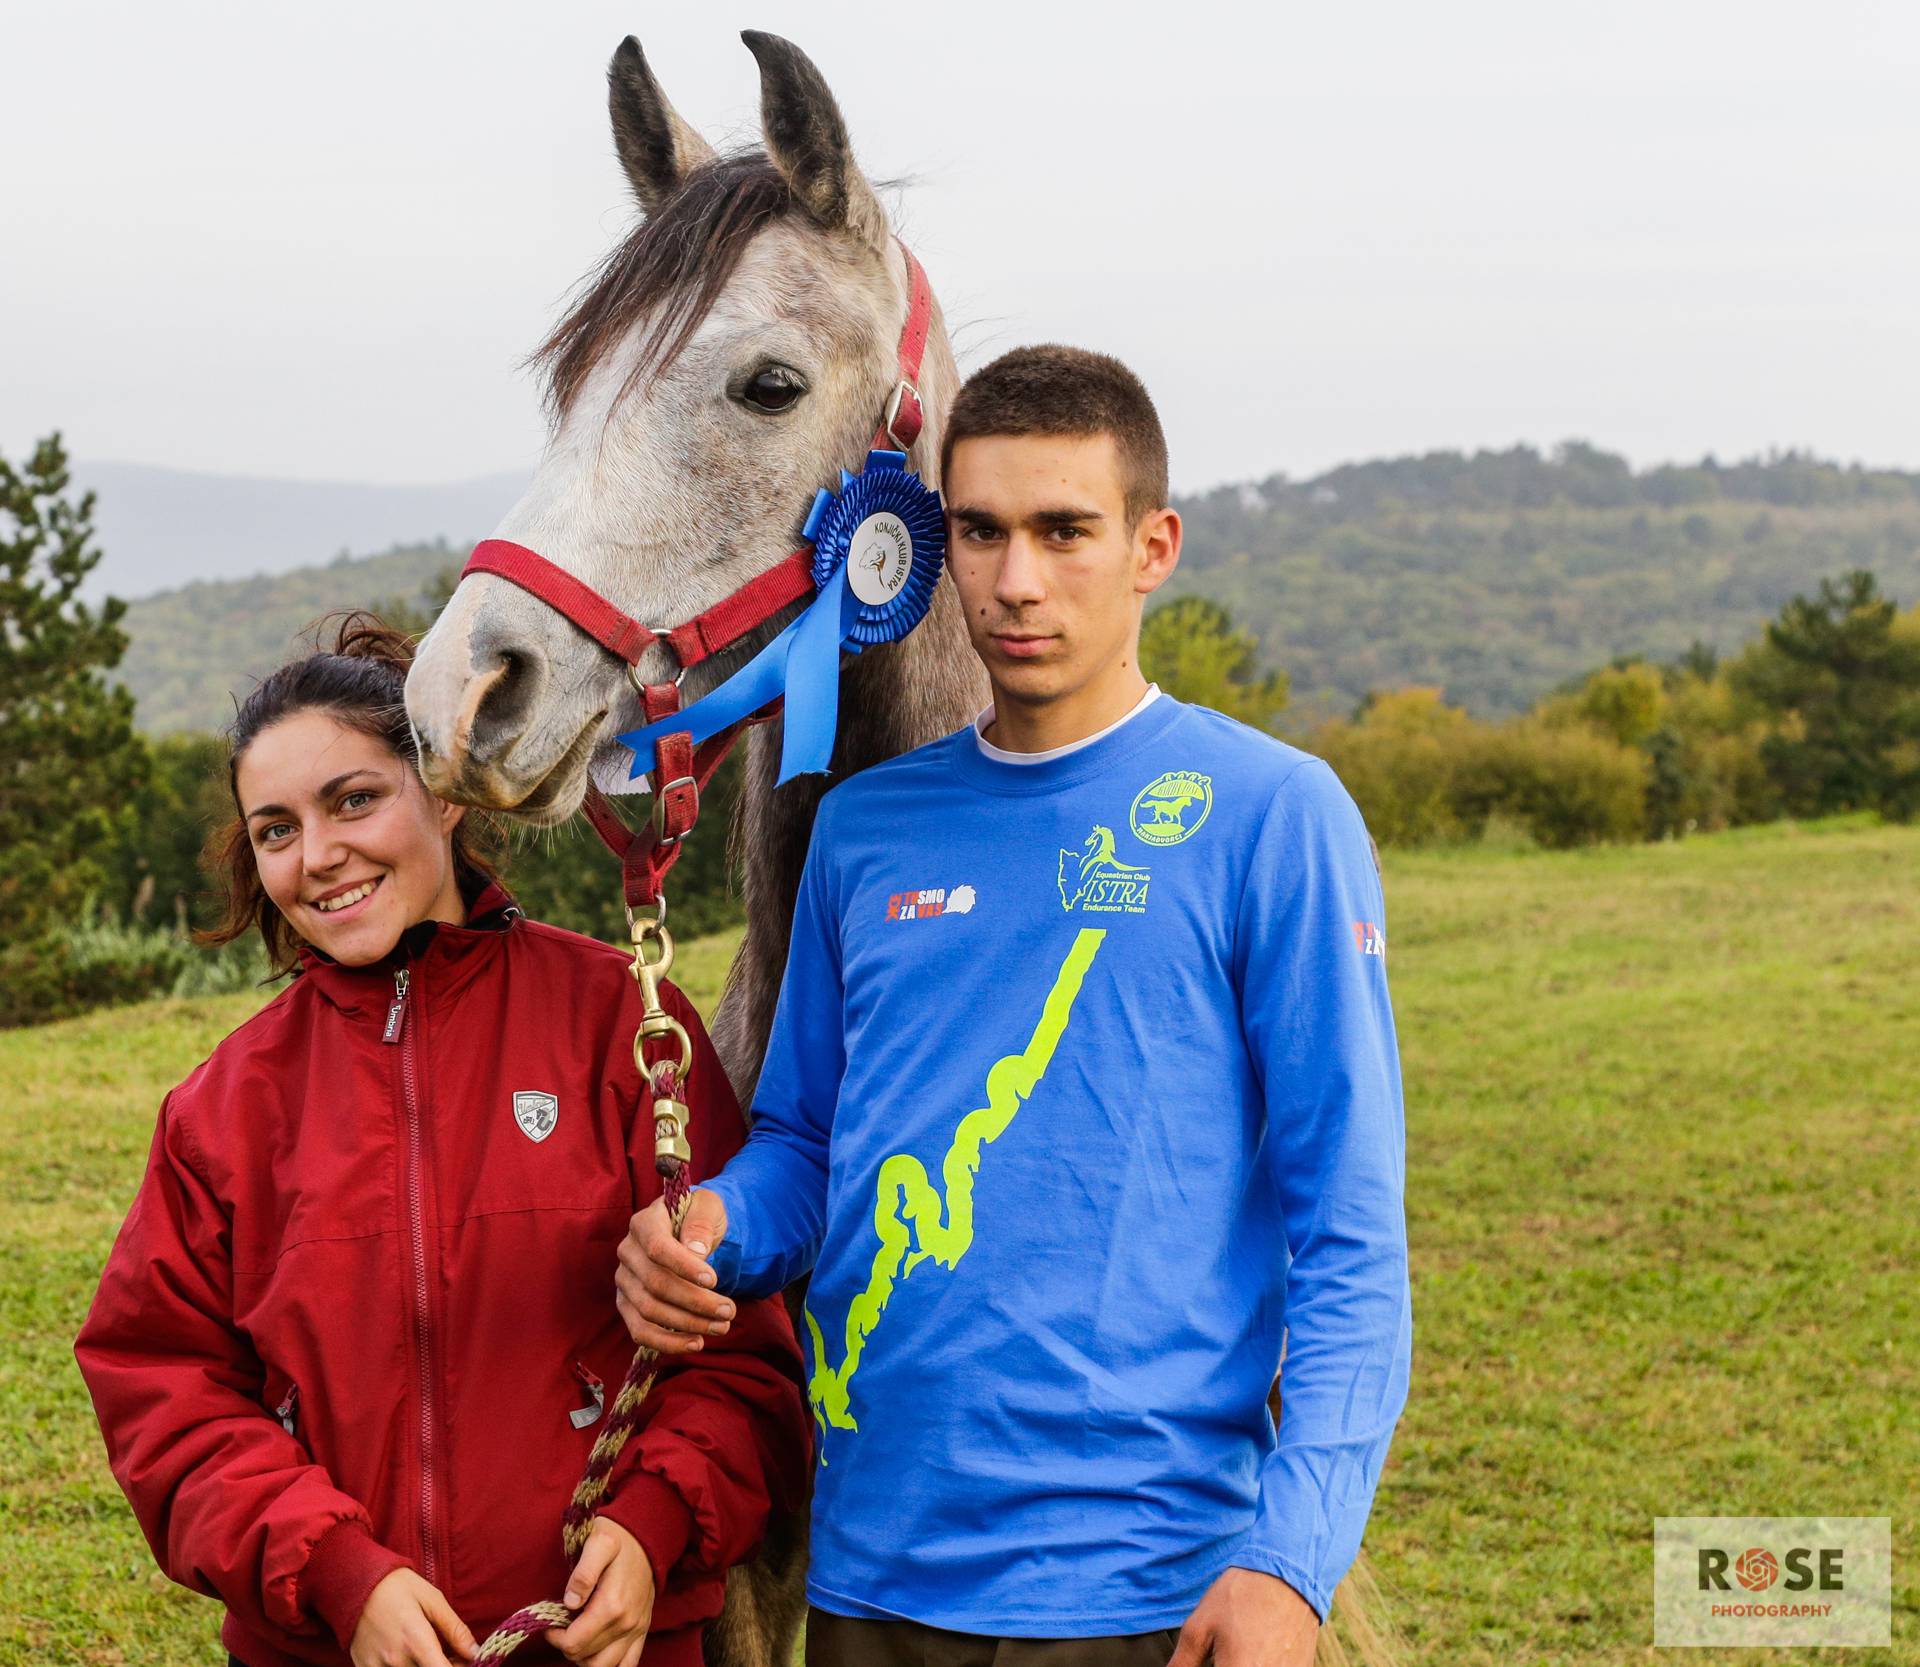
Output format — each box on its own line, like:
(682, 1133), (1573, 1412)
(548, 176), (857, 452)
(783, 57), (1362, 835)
(4, 0), (1918, 494)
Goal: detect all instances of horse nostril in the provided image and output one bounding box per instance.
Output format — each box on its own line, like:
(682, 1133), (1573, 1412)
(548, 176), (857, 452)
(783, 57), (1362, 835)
(465, 626), (550, 765)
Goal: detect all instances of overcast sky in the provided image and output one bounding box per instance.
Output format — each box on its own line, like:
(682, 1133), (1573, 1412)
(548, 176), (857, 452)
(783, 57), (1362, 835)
(4, 0), (1917, 494)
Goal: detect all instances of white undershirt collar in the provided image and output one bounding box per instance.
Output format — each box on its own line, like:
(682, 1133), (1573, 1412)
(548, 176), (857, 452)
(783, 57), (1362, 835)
(972, 684), (1162, 765)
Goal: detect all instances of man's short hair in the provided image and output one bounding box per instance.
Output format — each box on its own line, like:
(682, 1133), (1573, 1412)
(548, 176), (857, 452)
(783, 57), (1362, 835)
(940, 345), (1170, 526)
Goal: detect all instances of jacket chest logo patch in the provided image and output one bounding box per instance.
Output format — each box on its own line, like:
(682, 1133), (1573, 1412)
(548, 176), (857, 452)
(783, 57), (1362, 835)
(513, 1090), (559, 1143)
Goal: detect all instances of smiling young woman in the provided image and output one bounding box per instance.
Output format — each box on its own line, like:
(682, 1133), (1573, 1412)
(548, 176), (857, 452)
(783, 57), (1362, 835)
(195, 615), (493, 974)
(74, 614), (809, 1667)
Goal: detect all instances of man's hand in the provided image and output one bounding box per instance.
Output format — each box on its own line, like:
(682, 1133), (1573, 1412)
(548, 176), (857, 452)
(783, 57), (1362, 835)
(1167, 1567), (1319, 1667)
(350, 1567), (477, 1667)
(614, 1190), (733, 1354)
(542, 1516), (656, 1667)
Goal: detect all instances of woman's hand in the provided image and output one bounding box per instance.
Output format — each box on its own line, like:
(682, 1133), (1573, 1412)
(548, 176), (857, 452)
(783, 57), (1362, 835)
(543, 1516), (656, 1667)
(615, 1190), (735, 1353)
(350, 1567), (477, 1667)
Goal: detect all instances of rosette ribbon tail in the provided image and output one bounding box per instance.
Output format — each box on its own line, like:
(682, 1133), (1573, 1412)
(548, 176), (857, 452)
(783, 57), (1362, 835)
(615, 450), (944, 787)
(614, 564), (855, 785)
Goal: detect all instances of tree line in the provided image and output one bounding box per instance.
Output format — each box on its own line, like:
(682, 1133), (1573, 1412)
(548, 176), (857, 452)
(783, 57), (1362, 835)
(116, 441), (1920, 738)
(6, 433), (1917, 1027)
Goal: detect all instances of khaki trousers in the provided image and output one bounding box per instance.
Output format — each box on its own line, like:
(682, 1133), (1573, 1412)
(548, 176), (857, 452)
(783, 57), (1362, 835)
(805, 1608), (1183, 1667)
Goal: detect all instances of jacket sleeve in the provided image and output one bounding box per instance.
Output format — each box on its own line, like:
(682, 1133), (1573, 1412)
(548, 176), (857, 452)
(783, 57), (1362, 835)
(1229, 760), (1413, 1621)
(596, 982), (812, 1614)
(72, 1093), (411, 1649)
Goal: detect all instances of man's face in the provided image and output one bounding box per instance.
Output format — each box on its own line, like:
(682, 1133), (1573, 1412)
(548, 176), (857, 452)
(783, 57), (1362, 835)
(943, 432), (1179, 708)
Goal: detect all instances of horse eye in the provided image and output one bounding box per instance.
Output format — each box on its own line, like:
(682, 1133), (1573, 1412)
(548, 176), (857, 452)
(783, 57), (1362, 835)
(739, 365), (807, 414)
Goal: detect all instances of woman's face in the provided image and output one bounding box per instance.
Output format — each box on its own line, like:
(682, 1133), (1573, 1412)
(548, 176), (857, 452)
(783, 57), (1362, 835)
(235, 709), (468, 967)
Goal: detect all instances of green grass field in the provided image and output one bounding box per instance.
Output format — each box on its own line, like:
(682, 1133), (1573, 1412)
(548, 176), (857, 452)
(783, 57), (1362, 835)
(4, 817), (1914, 1664)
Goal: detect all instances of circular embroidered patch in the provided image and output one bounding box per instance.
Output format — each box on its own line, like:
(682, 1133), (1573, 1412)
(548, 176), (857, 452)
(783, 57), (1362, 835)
(1129, 770), (1213, 846)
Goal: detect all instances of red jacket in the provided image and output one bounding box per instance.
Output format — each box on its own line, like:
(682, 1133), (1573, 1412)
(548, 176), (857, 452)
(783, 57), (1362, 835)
(74, 882), (809, 1667)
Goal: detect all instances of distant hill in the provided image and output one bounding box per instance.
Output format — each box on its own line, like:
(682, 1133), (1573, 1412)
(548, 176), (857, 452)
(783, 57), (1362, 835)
(119, 542), (457, 733)
(113, 443), (1920, 733)
(73, 460), (528, 599)
(1169, 443), (1920, 721)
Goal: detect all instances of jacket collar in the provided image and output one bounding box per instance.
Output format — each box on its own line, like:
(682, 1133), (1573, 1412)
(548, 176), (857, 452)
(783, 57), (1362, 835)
(294, 877), (522, 1019)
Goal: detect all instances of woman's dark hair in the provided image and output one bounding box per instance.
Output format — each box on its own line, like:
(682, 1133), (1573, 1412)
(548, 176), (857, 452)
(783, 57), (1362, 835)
(196, 611), (503, 975)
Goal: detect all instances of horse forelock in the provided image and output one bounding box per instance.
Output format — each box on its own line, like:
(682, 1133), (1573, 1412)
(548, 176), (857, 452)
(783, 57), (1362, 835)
(531, 150), (797, 422)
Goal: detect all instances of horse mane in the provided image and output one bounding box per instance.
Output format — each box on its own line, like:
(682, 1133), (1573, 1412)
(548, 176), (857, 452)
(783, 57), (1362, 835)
(529, 151), (794, 421)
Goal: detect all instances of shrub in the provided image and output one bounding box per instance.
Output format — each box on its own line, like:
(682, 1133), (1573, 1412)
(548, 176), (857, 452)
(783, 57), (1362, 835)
(1464, 720), (1649, 848)
(0, 907), (274, 1028)
(1311, 689), (1484, 846)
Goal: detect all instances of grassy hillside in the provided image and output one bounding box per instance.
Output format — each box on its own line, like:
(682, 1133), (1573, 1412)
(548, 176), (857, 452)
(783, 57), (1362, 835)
(6, 817), (1914, 1663)
(114, 446), (1920, 733)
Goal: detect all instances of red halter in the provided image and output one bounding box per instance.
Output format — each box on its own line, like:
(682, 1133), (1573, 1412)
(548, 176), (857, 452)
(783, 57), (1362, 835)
(459, 242), (935, 910)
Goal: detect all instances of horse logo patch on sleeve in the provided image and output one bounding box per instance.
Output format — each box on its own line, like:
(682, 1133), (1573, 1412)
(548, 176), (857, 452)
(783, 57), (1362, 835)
(513, 1090), (560, 1143)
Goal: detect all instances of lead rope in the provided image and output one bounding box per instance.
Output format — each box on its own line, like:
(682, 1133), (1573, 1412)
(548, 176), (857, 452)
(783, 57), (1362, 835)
(471, 909), (695, 1661)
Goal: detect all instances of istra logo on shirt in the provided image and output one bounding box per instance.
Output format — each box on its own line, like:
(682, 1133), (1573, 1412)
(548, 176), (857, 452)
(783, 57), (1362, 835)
(1129, 770), (1213, 846)
(1057, 826), (1150, 914)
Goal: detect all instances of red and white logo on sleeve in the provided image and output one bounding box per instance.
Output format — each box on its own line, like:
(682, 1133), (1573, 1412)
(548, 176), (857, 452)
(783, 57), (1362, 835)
(886, 884), (977, 922)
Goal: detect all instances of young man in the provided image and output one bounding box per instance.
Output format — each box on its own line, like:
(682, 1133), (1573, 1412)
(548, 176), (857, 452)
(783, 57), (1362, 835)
(617, 346), (1412, 1667)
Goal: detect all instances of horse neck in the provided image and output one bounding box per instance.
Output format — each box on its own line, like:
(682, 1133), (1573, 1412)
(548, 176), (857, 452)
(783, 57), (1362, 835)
(708, 317), (985, 1103)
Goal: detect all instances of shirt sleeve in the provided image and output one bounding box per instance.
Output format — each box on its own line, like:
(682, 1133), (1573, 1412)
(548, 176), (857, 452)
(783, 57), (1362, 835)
(1228, 758), (1413, 1621)
(703, 813), (846, 1299)
(72, 1095), (411, 1650)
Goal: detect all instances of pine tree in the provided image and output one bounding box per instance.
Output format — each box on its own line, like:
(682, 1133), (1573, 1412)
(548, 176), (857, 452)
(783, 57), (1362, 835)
(1738, 570), (1920, 819)
(0, 433), (148, 1024)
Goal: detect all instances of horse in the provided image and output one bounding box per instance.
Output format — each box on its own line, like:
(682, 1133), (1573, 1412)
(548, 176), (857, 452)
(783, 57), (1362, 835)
(406, 31), (983, 1112)
(403, 31), (1396, 1667)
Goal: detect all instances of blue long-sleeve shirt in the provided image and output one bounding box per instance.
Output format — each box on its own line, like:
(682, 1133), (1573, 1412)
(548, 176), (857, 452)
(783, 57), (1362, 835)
(706, 693), (1411, 1633)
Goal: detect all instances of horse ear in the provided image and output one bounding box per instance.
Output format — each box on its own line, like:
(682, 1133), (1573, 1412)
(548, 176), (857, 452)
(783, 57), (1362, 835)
(741, 31), (887, 247)
(607, 37), (716, 212)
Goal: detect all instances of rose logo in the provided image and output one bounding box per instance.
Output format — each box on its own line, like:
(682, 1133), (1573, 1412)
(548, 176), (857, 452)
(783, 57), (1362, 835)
(1734, 1548), (1779, 1592)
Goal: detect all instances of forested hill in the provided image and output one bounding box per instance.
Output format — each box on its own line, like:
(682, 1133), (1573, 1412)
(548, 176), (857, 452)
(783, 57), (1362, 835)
(120, 542), (459, 733)
(1169, 443), (1920, 720)
(118, 444), (1920, 732)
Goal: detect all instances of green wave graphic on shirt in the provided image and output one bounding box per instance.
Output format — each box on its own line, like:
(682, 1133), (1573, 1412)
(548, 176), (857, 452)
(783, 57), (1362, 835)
(803, 926), (1107, 1439)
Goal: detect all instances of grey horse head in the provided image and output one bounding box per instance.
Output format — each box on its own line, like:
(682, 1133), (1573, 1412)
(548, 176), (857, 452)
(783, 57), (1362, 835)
(406, 32), (948, 822)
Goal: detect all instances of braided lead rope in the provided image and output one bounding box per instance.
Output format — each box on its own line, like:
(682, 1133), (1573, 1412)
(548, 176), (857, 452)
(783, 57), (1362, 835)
(469, 1060), (695, 1662)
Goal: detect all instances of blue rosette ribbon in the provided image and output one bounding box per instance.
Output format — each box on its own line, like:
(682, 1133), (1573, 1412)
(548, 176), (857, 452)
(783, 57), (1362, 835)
(615, 450), (944, 785)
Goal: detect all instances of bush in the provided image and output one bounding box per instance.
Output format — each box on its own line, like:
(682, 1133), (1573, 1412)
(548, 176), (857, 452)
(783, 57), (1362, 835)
(1464, 720), (1649, 848)
(1310, 687), (1648, 850)
(0, 907), (275, 1027)
(1310, 689), (1485, 845)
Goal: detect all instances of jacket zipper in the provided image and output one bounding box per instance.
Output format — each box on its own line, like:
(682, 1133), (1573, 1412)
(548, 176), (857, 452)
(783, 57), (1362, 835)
(570, 1361), (606, 1430)
(383, 968), (409, 1044)
(388, 963), (440, 1585)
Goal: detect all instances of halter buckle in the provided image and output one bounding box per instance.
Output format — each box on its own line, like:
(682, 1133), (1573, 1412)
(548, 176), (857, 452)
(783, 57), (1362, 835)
(651, 774), (697, 845)
(883, 379), (922, 451)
